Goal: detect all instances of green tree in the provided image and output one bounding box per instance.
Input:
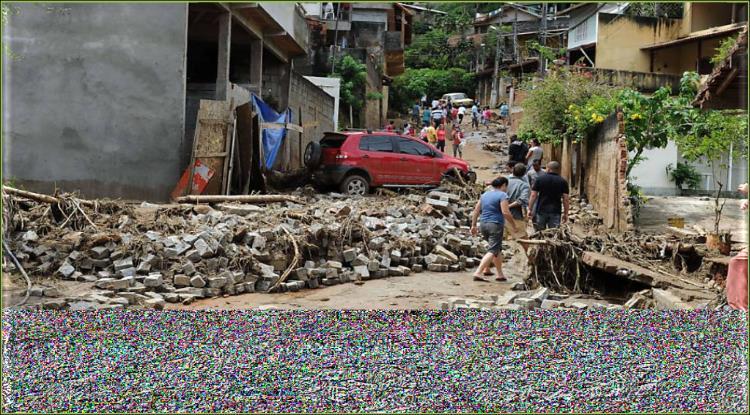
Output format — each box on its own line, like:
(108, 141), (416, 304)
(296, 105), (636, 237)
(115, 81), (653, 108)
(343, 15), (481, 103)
(332, 55), (366, 128)
(404, 28), (474, 70)
(390, 68), (476, 113)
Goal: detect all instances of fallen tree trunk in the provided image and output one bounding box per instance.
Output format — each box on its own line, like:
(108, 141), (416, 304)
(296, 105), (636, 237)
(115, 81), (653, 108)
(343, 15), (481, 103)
(2, 186), (96, 207)
(175, 194), (300, 204)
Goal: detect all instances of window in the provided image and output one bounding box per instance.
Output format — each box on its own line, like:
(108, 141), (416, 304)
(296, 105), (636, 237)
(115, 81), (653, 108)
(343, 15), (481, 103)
(359, 135), (393, 152)
(321, 134), (348, 148)
(397, 138), (433, 156)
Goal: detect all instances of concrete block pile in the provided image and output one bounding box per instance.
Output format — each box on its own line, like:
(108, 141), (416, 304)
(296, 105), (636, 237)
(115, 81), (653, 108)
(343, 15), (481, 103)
(4, 184), (490, 310)
(439, 287), (626, 311)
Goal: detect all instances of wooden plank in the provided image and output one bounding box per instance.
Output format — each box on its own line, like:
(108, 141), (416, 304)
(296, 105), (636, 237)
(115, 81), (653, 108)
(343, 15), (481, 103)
(195, 100), (232, 195)
(225, 115), (238, 195)
(260, 122), (304, 133)
(185, 114), (202, 197)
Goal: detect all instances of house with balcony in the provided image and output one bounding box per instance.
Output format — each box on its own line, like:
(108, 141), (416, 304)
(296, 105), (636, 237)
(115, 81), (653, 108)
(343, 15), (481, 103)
(298, 2), (414, 129)
(467, 4), (569, 106)
(559, 2), (747, 92)
(2, 2), (332, 200)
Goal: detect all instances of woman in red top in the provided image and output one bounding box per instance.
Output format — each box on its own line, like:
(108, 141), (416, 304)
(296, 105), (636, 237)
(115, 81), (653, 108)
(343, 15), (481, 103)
(436, 125), (447, 152)
(452, 127), (464, 158)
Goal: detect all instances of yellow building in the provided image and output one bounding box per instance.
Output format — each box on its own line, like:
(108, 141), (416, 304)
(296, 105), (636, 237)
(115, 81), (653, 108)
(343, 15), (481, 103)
(562, 2), (747, 79)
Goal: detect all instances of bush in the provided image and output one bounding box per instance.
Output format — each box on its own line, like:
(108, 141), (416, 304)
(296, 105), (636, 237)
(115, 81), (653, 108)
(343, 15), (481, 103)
(666, 162), (702, 190)
(519, 69), (617, 144)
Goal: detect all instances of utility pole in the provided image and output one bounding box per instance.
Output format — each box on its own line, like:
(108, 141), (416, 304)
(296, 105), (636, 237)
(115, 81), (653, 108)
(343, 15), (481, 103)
(490, 27), (501, 108)
(330, 4), (342, 75)
(512, 12), (518, 65)
(539, 3), (548, 77)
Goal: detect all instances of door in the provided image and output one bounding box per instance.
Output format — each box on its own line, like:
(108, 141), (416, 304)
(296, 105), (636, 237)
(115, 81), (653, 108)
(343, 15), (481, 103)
(395, 136), (439, 184)
(358, 135), (399, 185)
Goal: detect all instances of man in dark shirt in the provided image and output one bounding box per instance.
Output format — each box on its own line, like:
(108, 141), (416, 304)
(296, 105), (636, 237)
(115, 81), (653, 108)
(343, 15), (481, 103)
(527, 161), (569, 230)
(507, 135), (528, 165)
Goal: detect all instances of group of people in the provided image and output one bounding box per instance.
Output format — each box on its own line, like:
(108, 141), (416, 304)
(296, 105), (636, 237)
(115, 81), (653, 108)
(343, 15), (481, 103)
(470, 134), (569, 281)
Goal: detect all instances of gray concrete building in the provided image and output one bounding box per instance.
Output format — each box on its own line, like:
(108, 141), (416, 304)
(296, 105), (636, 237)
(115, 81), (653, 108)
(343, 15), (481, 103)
(2, 2), (314, 201)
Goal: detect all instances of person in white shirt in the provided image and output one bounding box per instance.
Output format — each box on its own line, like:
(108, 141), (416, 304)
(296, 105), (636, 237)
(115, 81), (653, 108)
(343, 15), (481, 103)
(525, 138), (544, 169)
(323, 2), (334, 20)
(457, 105), (467, 124)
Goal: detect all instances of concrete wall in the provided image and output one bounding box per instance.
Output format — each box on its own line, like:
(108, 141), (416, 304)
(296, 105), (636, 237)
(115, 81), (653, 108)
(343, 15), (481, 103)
(630, 141), (680, 196)
(303, 76), (341, 130)
(652, 36), (725, 75)
(686, 3), (736, 33)
(580, 112), (632, 232)
(596, 13), (682, 72)
(2, 3), (188, 201)
(276, 71), (336, 171)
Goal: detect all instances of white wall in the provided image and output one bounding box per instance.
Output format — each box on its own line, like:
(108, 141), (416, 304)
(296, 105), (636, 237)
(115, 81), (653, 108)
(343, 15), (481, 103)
(630, 141), (680, 195)
(568, 13), (598, 49)
(303, 76), (341, 131)
(632, 140), (749, 195)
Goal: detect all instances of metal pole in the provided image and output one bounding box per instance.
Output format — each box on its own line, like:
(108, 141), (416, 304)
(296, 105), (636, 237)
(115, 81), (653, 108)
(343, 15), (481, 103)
(330, 4), (342, 74)
(540, 4), (548, 76)
(490, 28), (501, 108)
(512, 12), (518, 64)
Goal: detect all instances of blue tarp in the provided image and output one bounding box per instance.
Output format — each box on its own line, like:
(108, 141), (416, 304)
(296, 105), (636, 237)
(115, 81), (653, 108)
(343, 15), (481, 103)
(251, 94), (293, 169)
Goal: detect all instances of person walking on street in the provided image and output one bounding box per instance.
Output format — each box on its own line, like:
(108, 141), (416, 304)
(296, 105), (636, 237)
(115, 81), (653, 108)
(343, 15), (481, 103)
(499, 102), (509, 127)
(726, 182), (749, 310)
(527, 161), (569, 230)
(470, 177), (516, 282)
(451, 126), (464, 158)
(508, 135), (528, 165)
(432, 104), (444, 128)
(525, 138), (543, 169)
(507, 163), (530, 221)
(385, 120), (395, 132)
(412, 101), (421, 124)
(471, 103), (480, 129)
(526, 158), (545, 188)
(426, 124), (438, 146)
(420, 123), (429, 143)
(482, 107), (492, 129)
(436, 124), (447, 152)
(458, 105), (466, 124)
(422, 106), (432, 127)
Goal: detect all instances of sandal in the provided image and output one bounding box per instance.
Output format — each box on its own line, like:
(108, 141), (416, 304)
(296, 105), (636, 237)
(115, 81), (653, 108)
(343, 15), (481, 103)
(473, 275), (489, 282)
(495, 275), (507, 282)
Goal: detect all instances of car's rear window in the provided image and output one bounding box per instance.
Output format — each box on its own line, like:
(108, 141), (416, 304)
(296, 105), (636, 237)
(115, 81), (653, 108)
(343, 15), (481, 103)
(359, 135), (393, 152)
(320, 134), (348, 148)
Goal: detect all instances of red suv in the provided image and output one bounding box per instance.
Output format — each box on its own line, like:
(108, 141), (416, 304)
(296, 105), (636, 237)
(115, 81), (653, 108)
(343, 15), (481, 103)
(305, 131), (476, 195)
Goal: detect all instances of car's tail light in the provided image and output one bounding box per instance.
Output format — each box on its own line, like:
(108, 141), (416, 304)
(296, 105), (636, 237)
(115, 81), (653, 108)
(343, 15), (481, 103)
(335, 153), (349, 160)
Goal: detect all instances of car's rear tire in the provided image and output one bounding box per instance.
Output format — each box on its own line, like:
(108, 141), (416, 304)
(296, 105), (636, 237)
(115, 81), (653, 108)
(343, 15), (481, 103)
(304, 142), (322, 170)
(340, 174), (369, 196)
(464, 171), (477, 183)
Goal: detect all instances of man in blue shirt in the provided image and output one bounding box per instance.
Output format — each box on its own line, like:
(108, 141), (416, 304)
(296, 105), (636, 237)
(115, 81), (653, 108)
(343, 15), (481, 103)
(470, 176), (516, 282)
(412, 101), (421, 124)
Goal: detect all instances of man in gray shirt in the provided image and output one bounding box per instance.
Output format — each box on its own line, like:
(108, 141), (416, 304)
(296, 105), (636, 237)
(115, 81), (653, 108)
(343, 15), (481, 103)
(506, 163), (530, 220)
(526, 158), (545, 188)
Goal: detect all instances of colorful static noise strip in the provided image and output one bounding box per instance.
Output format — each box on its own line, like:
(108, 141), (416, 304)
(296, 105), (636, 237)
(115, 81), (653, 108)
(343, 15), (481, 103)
(2, 310), (748, 413)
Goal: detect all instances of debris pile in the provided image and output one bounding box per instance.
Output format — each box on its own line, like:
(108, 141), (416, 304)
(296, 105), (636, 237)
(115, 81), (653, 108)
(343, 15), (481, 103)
(523, 226), (723, 309)
(2, 184), (491, 310)
(440, 287), (623, 310)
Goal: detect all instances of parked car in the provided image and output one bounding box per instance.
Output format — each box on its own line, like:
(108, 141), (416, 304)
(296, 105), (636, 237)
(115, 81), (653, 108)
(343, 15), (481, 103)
(441, 93), (474, 107)
(305, 132), (476, 196)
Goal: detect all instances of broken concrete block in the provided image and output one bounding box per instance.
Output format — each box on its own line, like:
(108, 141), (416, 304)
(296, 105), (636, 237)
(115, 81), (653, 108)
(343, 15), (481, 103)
(352, 254), (369, 266)
(22, 230), (39, 242)
(652, 289), (693, 310)
(495, 292), (519, 306)
(398, 265), (411, 276)
(353, 265), (370, 278)
(29, 286), (45, 297)
(190, 275), (206, 288)
(173, 274), (191, 288)
(433, 245), (458, 263)
(541, 299), (563, 309)
(57, 263), (76, 279)
(427, 264), (449, 272)
(514, 298), (538, 309)
(529, 287), (549, 304)
(144, 298), (165, 310)
(294, 268), (309, 281)
(411, 264), (423, 273)
(41, 299), (68, 310)
(207, 276), (228, 289)
(342, 249), (357, 263)
(326, 261), (343, 270)
(118, 267), (137, 278)
(113, 258), (133, 272)
(569, 302), (588, 310)
(143, 273), (163, 288)
(511, 282), (527, 291)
